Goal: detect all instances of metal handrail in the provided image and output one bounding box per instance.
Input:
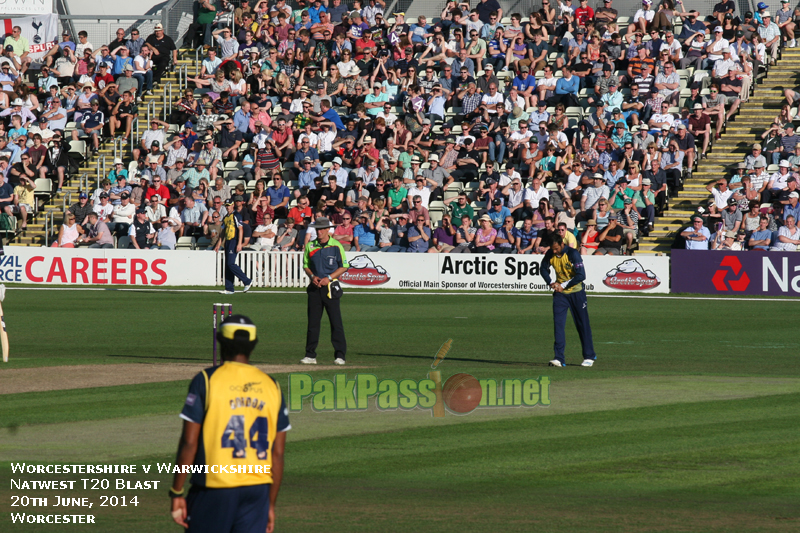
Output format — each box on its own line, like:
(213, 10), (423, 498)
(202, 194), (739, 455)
(195, 45), (204, 77)
(55, 0), (77, 46)
(131, 116), (139, 158)
(44, 210), (55, 247)
(62, 191), (72, 213)
(163, 82), (172, 121)
(96, 154), (107, 188)
(179, 64), (189, 91)
(57, 15), (162, 21)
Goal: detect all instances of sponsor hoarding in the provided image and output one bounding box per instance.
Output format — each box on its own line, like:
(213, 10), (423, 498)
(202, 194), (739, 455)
(0, 248), (216, 286)
(340, 252), (669, 293)
(672, 249), (800, 296)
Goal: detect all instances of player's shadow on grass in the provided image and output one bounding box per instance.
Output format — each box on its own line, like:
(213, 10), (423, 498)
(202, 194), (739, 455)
(358, 352), (549, 366)
(106, 354), (211, 362)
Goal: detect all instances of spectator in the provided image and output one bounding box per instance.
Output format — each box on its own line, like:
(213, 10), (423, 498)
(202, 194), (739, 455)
(493, 216), (517, 253)
(430, 214), (457, 253)
(748, 215), (772, 250)
(81, 212), (114, 248)
(771, 215), (800, 251)
(353, 212), (378, 251)
(71, 100), (104, 154)
(145, 24), (178, 81)
(51, 212), (83, 248)
(594, 217), (624, 255)
(616, 198), (639, 251)
(407, 213), (432, 252)
(681, 215), (711, 249)
(473, 214), (497, 252)
(580, 219), (600, 255)
(152, 217), (179, 249)
(706, 178), (733, 209)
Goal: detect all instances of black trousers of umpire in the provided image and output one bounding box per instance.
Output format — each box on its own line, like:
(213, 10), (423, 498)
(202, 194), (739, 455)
(305, 284), (347, 361)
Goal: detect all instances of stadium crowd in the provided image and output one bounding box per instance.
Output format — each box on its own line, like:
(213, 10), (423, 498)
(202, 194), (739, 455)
(4, 0), (800, 253)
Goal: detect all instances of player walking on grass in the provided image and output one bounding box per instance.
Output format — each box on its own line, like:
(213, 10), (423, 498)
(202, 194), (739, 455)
(170, 315), (290, 533)
(541, 234), (597, 367)
(220, 195), (253, 295)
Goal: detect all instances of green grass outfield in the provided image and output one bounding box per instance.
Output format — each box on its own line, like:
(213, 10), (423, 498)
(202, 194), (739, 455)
(1, 288), (799, 532)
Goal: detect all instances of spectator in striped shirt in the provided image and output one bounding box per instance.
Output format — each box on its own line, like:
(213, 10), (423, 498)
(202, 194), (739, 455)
(458, 83), (482, 121)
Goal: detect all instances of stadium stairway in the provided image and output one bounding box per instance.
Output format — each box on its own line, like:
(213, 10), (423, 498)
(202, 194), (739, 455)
(7, 49), (195, 247)
(636, 52), (799, 254)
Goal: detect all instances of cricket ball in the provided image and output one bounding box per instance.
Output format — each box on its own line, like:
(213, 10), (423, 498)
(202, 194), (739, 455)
(442, 373), (482, 414)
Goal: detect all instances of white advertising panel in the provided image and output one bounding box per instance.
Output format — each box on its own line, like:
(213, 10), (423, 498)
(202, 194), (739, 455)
(0, 248), (217, 286)
(340, 252), (669, 293)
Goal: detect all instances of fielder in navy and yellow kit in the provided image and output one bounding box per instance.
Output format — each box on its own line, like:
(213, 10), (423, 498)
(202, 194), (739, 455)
(170, 315), (290, 533)
(540, 234), (597, 367)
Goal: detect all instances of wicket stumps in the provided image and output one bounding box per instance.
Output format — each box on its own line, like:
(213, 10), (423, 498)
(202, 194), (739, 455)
(212, 303), (233, 366)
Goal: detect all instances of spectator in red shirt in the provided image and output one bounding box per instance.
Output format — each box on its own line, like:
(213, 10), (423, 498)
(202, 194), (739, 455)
(354, 35), (375, 61)
(574, 0), (595, 26)
(287, 195), (313, 225)
(145, 172), (171, 207)
(93, 64), (115, 90)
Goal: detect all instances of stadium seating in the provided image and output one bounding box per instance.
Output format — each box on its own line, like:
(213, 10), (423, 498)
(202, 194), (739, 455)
(6, 3), (794, 254)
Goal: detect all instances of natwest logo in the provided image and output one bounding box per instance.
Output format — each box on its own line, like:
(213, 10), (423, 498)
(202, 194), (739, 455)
(340, 255), (390, 286)
(712, 256), (750, 291)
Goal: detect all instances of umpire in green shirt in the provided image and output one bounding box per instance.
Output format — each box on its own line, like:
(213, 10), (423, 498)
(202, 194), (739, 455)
(300, 217), (349, 366)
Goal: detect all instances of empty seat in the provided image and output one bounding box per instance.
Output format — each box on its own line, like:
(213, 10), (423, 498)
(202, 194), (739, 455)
(429, 209), (444, 227)
(443, 189), (460, 202)
(176, 236), (196, 250)
(228, 179), (245, 192)
(34, 178), (53, 197)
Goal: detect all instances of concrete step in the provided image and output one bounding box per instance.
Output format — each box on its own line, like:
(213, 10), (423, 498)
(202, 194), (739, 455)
(638, 242), (673, 250)
(659, 207), (696, 214)
(670, 191), (710, 198)
(713, 134), (760, 141)
(649, 230), (677, 238)
(702, 157), (746, 164)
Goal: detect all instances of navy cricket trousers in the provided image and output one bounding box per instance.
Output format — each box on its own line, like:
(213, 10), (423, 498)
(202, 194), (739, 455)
(552, 289), (596, 364)
(185, 483), (270, 533)
(224, 241), (252, 292)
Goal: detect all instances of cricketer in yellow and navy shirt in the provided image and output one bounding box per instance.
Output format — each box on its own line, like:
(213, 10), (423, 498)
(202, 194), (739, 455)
(173, 317), (290, 532)
(541, 239), (597, 366)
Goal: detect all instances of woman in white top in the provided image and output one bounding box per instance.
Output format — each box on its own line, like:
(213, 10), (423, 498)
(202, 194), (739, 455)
(228, 69), (247, 107)
(51, 212), (82, 247)
(18, 85), (38, 113)
(627, 1), (655, 39)
(336, 50), (358, 78)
